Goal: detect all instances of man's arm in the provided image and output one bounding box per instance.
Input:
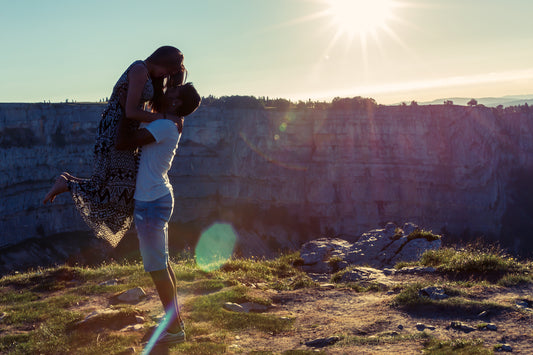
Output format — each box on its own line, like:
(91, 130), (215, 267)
(115, 117), (156, 150)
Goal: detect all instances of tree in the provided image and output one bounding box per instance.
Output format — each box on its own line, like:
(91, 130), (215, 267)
(467, 99), (478, 106)
(331, 96), (377, 111)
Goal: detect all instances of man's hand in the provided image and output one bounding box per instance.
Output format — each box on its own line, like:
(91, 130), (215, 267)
(115, 117), (156, 150)
(168, 116), (184, 134)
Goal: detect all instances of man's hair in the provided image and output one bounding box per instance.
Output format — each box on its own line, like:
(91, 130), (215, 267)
(174, 82), (201, 117)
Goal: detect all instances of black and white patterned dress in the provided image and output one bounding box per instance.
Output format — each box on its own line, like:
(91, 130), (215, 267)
(68, 60), (154, 247)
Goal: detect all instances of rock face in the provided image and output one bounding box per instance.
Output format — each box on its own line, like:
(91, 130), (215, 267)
(300, 222), (442, 270)
(2, 103), (533, 256)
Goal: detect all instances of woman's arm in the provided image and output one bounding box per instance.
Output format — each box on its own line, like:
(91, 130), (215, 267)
(123, 63), (166, 122)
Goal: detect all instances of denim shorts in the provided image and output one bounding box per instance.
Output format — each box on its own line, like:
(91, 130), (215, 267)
(134, 193), (174, 272)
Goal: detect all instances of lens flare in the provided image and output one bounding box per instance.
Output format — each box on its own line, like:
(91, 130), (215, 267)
(141, 309), (172, 354)
(195, 223), (238, 272)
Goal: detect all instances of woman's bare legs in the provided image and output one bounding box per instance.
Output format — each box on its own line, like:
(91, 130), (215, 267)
(43, 174), (69, 204)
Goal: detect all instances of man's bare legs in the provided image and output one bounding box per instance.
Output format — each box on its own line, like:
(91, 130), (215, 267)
(166, 263), (184, 328)
(150, 262), (183, 334)
(43, 174), (69, 204)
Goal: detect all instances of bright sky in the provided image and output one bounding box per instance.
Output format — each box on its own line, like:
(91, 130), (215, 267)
(1, 0), (532, 104)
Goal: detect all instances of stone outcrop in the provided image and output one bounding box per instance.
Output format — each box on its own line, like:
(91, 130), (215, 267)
(300, 222), (441, 270)
(2, 103), (533, 257)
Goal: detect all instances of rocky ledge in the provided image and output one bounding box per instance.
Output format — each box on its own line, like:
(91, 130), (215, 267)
(300, 222), (441, 273)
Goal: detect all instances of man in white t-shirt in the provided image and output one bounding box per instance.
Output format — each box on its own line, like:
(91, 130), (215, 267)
(116, 83), (201, 345)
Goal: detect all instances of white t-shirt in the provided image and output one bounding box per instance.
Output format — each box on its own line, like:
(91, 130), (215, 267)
(134, 119), (180, 202)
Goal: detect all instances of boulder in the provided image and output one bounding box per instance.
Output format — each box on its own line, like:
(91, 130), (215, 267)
(223, 302), (246, 313)
(112, 287), (147, 304)
(419, 286), (448, 300)
(300, 222), (441, 270)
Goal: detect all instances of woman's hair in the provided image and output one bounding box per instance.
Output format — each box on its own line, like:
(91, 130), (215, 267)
(147, 46), (185, 73)
(148, 46), (187, 111)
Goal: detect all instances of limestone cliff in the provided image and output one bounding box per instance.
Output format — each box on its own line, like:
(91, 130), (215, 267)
(1, 103), (532, 255)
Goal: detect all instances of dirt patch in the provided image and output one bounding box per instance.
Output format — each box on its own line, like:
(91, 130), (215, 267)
(2, 273), (532, 354)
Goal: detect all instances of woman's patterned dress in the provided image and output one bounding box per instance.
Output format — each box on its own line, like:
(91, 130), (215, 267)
(68, 60), (154, 247)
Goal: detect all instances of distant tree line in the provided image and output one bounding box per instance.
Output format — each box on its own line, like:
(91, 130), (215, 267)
(200, 95), (378, 110)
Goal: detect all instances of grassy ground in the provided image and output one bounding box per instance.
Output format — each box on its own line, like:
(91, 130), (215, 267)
(0, 246), (531, 354)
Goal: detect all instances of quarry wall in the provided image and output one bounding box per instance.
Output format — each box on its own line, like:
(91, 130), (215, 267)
(1, 102), (532, 255)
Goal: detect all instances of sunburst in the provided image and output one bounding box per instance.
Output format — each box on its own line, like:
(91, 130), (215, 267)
(324, 0), (398, 39)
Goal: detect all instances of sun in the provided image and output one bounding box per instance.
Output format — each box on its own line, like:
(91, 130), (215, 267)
(324, 0), (397, 38)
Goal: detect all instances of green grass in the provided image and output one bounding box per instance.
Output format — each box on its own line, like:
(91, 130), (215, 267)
(392, 282), (511, 315)
(407, 229), (441, 242)
(0, 334), (32, 354)
(170, 341), (228, 354)
(213, 252), (317, 290)
(395, 242), (532, 285)
(422, 338), (491, 354)
(186, 285), (293, 333)
(0, 248), (529, 354)
(339, 331), (431, 346)
(1, 293), (82, 326)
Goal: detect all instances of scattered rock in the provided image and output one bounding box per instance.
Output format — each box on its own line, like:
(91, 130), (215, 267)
(478, 311), (489, 318)
(152, 313), (165, 323)
(485, 323), (498, 331)
(112, 287), (147, 304)
(495, 343), (513, 352)
(395, 266), (436, 274)
(120, 324), (144, 332)
(222, 302), (269, 313)
(223, 302), (246, 313)
(307, 273), (330, 282)
(74, 309), (140, 330)
(337, 267), (397, 288)
(305, 336), (340, 348)
(397, 324), (404, 330)
(135, 315), (145, 323)
(415, 323), (436, 331)
(99, 279), (119, 286)
(515, 299), (532, 311)
(419, 286), (448, 300)
(0, 312), (6, 322)
(241, 302), (269, 313)
(449, 321), (476, 333)
(319, 283), (336, 290)
(382, 268), (396, 276)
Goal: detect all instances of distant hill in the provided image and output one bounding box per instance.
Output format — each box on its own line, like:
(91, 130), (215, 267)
(414, 94), (533, 107)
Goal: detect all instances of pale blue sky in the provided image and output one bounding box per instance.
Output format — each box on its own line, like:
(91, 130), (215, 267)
(1, 0), (532, 104)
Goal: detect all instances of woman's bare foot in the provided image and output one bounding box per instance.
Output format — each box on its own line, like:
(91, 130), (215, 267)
(61, 171), (83, 182)
(43, 175), (69, 204)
